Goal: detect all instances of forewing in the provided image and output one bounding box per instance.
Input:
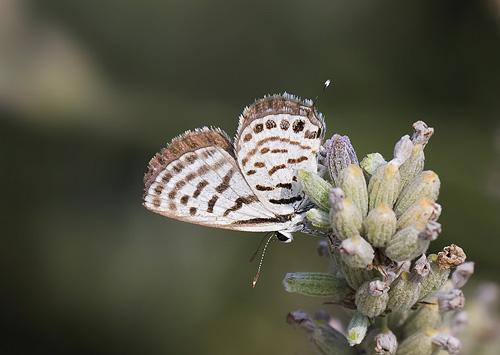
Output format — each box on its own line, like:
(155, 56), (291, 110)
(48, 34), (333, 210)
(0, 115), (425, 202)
(235, 94), (326, 214)
(143, 128), (295, 232)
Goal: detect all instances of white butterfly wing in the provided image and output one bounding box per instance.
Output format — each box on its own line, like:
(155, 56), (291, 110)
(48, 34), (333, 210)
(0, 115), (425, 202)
(143, 128), (300, 232)
(235, 94), (326, 215)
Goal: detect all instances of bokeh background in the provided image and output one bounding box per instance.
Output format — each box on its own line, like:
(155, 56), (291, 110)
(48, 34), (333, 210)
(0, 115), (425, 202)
(1, 0), (500, 354)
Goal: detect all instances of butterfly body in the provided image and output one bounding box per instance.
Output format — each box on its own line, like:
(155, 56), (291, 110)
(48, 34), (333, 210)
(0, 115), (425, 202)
(143, 93), (325, 242)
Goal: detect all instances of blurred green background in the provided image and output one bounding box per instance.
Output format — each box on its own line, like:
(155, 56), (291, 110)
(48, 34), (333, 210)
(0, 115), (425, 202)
(1, 0), (499, 354)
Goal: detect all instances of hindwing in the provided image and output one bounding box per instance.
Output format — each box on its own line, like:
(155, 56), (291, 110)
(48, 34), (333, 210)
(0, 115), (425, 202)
(235, 94), (326, 215)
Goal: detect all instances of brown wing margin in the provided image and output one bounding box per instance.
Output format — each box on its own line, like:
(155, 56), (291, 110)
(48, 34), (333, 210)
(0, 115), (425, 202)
(235, 93), (325, 151)
(143, 128), (235, 195)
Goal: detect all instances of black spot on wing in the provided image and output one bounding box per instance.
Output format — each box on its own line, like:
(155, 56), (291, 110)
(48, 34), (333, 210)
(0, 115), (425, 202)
(254, 123), (264, 133)
(287, 156), (308, 164)
(193, 180), (208, 198)
(280, 120), (290, 130)
(266, 119), (277, 129)
(269, 196), (302, 205)
(223, 195), (259, 217)
(231, 213), (294, 225)
(269, 164), (286, 175)
(207, 195), (219, 213)
(293, 119), (305, 133)
(215, 169), (234, 193)
(256, 185), (274, 191)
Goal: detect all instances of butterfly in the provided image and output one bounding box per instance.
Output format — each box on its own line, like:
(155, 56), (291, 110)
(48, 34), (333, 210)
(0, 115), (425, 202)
(143, 93), (326, 243)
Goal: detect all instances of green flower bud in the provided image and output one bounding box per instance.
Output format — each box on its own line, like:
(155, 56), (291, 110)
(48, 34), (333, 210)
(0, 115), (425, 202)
(325, 134), (359, 187)
(398, 144), (425, 195)
(368, 162), (400, 211)
(396, 198), (441, 230)
(283, 272), (347, 298)
(402, 303), (441, 338)
(310, 324), (357, 355)
(329, 188), (363, 240)
(347, 311), (369, 346)
(387, 271), (421, 313)
(298, 169), (332, 211)
(306, 208), (331, 228)
(355, 280), (390, 317)
(361, 153), (387, 178)
(398, 121), (434, 194)
(394, 171), (440, 217)
(384, 222), (435, 262)
(339, 165), (368, 218)
(418, 254), (451, 301)
(340, 235), (375, 269)
(363, 203), (397, 248)
(333, 250), (382, 289)
(287, 311), (357, 355)
(396, 329), (436, 355)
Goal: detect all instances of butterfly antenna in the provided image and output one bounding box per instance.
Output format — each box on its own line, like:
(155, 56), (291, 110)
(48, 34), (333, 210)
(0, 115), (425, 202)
(313, 79), (331, 107)
(252, 232), (275, 288)
(249, 232), (272, 263)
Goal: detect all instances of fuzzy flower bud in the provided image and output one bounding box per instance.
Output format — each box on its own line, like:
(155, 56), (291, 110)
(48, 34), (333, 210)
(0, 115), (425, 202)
(355, 280), (390, 317)
(369, 328), (398, 355)
(384, 222), (435, 262)
(394, 170), (440, 217)
(340, 235), (375, 269)
(418, 254), (451, 301)
(333, 250), (382, 289)
(398, 144), (425, 195)
(398, 121), (434, 194)
(396, 329), (436, 355)
(325, 134), (359, 186)
(368, 162), (400, 211)
(347, 311), (369, 346)
(391, 135), (413, 167)
(396, 198), (441, 230)
(363, 203), (397, 248)
(338, 165), (368, 218)
(451, 261), (474, 289)
(402, 303), (441, 338)
(438, 289), (465, 312)
(298, 169), (332, 211)
(411, 120), (435, 147)
(306, 208), (331, 228)
(329, 188), (363, 240)
(361, 153), (387, 178)
(286, 310), (316, 331)
(431, 332), (461, 354)
(283, 272), (347, 298)
(411, 254), (431, 282)
(287, 310), (357, 355)
(386, 271), (421, 312)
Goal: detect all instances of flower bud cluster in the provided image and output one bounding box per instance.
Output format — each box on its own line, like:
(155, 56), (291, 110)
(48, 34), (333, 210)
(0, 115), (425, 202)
(285, 121), (471, 354)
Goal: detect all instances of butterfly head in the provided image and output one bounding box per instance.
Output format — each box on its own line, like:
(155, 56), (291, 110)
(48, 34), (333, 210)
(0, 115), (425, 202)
(275, 231), (294, 243)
